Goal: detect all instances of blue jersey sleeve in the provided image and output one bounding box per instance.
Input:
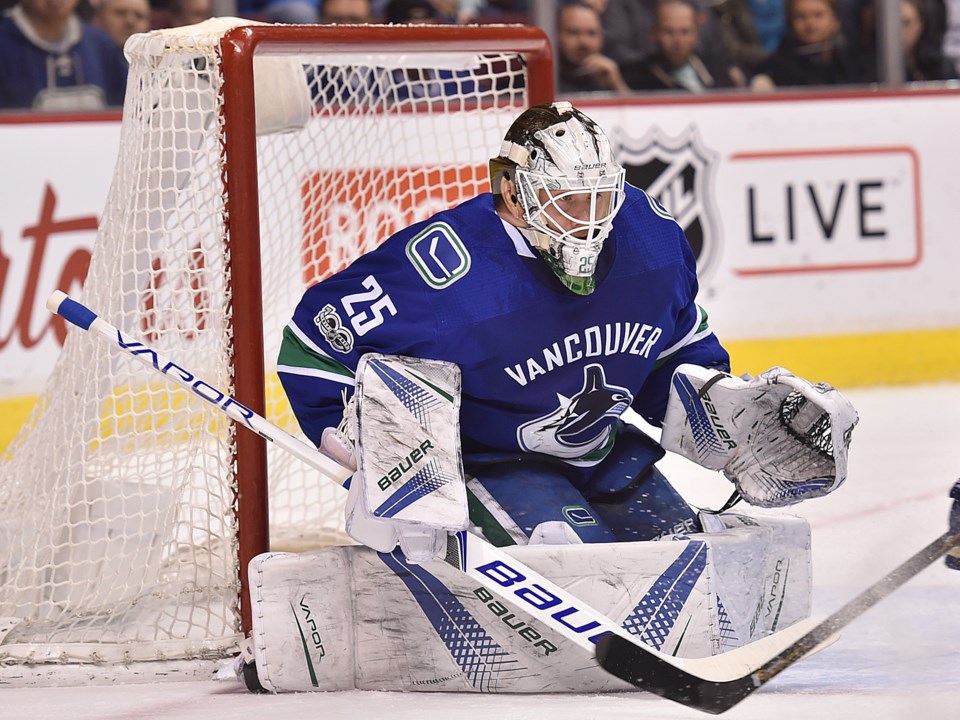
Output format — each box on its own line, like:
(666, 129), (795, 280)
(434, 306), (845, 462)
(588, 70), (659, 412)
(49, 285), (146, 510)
(277, 233), (442, 446)
(632, 224), (730, 426)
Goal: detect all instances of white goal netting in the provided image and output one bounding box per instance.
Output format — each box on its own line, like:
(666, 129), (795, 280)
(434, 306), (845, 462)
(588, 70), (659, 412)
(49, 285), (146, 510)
(0, 18), (547, 674)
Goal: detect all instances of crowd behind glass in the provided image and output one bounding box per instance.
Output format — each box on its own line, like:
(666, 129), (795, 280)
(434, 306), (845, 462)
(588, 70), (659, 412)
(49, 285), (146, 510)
(0, 0), (956, 112)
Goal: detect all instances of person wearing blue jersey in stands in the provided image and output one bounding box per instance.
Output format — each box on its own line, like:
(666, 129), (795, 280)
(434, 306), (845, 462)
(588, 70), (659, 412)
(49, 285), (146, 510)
(0, 0), (128, 110)
(278, 102), (858, 562)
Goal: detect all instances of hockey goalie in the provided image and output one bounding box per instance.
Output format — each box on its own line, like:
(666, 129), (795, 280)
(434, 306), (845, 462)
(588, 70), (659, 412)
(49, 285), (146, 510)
(246, 102), (859, 693)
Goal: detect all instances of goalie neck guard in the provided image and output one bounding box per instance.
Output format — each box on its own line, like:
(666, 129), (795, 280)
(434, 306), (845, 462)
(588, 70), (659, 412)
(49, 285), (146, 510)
(490, 102), (626, 295)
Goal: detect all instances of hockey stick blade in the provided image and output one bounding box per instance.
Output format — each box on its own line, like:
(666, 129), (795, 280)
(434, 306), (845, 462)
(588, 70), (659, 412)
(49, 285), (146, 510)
(596, 529), (960, 714)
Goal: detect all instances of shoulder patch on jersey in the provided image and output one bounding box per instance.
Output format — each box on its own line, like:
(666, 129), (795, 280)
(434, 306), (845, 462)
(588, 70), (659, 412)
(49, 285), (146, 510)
(313, 303), (355, 353)
(405, 221), (471, 289)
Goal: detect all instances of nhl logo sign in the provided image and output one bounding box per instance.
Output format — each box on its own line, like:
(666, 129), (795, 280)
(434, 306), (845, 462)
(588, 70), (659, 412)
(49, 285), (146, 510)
(616, 127), (720, 279)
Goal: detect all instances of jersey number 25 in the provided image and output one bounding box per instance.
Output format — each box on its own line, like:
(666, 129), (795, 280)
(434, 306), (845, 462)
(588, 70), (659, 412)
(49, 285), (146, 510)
(342, 275), (397, 336)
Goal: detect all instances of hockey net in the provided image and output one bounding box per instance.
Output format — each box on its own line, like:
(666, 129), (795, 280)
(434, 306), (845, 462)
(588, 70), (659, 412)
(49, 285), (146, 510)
(0, 19), (551, 678)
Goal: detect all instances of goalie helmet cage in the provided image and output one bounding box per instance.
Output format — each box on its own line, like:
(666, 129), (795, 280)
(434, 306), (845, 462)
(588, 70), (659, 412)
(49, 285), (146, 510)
(0, 18), (552, 682)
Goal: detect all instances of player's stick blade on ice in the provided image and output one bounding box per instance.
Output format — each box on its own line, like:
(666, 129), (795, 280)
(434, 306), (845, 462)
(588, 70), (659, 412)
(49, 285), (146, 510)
(596, 529), (960, 714)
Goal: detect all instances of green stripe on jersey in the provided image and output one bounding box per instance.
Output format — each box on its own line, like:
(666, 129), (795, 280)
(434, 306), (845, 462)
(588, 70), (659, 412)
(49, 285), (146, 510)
(695, 304), (710, 334)
(653, 305), (712, 370)
(466, 487), (518, 548)
(278, 325), (354, 380)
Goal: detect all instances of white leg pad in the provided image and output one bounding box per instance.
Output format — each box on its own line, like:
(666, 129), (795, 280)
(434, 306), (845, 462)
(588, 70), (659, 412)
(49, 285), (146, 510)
(248, 513), (811, 693)
(248, 549), (356, 692)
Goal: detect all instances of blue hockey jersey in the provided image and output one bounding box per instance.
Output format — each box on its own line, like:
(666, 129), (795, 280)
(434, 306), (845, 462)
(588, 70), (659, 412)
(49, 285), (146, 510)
(0, 14), (128, 110)
(278, 183), (729, 473)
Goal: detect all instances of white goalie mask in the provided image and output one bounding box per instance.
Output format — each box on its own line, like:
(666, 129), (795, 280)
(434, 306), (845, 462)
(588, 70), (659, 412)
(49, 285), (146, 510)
(491, 102), (625, 294)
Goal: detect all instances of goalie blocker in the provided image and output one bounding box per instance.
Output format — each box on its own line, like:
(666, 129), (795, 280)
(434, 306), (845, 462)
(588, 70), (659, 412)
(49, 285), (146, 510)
(245, 511), (811, 692)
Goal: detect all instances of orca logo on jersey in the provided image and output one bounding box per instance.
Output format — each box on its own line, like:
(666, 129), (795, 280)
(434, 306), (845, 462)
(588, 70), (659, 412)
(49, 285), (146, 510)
(517, 364), (632, 461)
(616, 126), (720, 281)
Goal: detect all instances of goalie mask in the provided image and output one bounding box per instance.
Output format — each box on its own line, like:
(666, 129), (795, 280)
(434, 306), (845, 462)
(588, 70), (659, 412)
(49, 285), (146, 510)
(491, 102), (626, 295)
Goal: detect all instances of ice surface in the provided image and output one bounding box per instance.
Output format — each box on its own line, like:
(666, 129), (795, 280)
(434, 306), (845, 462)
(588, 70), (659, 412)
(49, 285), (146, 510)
(4, 383), (958, 720)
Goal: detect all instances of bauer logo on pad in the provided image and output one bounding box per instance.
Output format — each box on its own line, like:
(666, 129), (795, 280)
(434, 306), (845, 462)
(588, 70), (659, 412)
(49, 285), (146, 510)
(405, 222), (472, 289)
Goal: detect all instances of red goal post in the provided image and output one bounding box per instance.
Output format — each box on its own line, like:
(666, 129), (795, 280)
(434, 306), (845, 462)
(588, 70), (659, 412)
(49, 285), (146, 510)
(0, 19), (552, 680)
(220, 22), (554, 638)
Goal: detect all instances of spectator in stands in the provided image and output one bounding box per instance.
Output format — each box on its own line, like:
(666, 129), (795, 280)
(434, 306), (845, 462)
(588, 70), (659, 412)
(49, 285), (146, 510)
(854, 0), (956, 80)
(166, 0), (213, 27)
(747, 0), (787, 52)
(92, 0), (149, 48)
(625, 0), (743, 90)
(900, 0), (957, 78)
(945, 0), (960, 73)
(385, 0), (441, 22)
(311, 0), (380, 108)
(238, 0), (318, 23)
(710, 0), (771, 73)
(842, 0), (945, 66)
(601, 0), (730, 69)
(557, 0), (631, 94)
(0, 0), (128, 110)
(750, 0), (864, 87)
(580, 0), (607, 11)
(600, 0), (655, 65)
(416, 0), (469, 22)
(373, 0), (523, 23)
(319, 0), (372, 22)
(382, 0), (491, 99)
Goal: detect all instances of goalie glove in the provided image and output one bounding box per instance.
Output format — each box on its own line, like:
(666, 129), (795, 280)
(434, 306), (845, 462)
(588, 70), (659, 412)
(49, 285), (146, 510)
(661, 364), (859, 508)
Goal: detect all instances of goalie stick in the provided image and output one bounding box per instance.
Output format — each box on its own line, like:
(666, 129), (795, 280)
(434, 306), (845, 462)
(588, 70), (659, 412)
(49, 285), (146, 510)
(44, 290), (935, 708)
(595, 528), (960, 714)
(44, 291), (700, 667)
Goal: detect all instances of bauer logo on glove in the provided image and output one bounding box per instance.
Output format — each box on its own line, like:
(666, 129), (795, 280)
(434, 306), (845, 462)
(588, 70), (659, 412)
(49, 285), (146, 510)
(661, 364), (859, 508)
